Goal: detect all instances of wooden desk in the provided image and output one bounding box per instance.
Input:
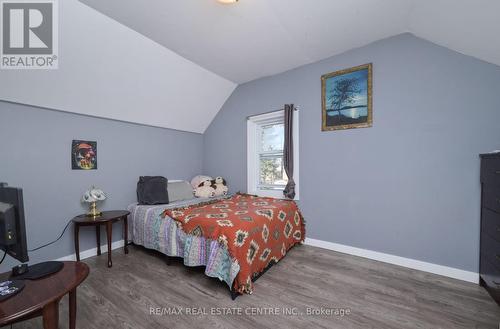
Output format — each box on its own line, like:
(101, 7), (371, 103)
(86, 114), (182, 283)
(72, 210), (130, 267)
(0, 261), (89, 329)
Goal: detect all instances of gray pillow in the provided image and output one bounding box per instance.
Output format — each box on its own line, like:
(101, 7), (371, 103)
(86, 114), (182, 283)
(167, 181), (194, 202)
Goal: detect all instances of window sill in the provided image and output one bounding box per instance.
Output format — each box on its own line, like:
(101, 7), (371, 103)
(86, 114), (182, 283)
(249, 188), (300, 201)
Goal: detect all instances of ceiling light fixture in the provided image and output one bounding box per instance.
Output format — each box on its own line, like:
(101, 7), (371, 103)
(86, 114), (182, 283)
(217, 0), (238, 4)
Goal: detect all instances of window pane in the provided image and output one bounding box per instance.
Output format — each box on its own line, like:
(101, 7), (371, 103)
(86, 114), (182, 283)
(259, 156), (288, 186)
(260, 123), (284, 152)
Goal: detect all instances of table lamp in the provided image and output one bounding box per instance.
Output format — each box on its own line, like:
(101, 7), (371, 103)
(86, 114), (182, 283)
(82, 186), (106, 217)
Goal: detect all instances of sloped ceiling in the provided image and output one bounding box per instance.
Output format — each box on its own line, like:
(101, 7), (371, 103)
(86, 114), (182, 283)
(79, 0), (413, 84)
(79, 0), (500, 84)
(408, 0), (500, 71)
(0, 0), (236, 134)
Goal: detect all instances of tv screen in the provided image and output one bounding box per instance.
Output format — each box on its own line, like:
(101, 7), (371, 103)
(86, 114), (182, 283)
(0, 184), (29, 263)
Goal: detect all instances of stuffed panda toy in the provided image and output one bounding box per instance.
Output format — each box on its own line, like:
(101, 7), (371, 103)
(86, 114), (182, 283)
(212, 176), (228, 197)
(191, 175), (212, 189)
(194, 179), (216, 198)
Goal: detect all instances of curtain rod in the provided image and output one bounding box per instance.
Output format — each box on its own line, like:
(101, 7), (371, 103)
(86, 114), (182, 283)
(246, 107), (299, 120)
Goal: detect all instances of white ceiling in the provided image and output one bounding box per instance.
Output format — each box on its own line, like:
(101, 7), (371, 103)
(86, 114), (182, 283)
(79, 0), (500, 84)
(408, 0), (500, 72)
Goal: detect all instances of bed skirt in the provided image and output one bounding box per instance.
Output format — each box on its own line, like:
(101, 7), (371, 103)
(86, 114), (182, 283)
(128, 202), (240, 289)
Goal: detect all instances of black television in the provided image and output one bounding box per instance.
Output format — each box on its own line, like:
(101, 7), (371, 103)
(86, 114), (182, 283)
(0, 183), (29, 263)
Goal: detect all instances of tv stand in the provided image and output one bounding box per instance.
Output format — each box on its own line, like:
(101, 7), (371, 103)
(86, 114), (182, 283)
(12, 261), (64, 280)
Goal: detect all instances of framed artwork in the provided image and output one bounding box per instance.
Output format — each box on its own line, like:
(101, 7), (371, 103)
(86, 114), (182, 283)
(72, 140), (97, 170)
(321, 63), (372, 131)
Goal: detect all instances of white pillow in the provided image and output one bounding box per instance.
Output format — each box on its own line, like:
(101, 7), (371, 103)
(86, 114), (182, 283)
(168, 181), (194, 202)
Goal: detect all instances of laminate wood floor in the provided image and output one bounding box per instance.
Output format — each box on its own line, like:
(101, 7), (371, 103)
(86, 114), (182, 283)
(6, 244), (500, 329)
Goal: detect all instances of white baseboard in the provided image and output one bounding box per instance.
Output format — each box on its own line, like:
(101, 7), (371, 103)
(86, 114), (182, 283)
(56, 239), (125, 261)
(55, 237), (478, 284)
(304, 238), (479, 284)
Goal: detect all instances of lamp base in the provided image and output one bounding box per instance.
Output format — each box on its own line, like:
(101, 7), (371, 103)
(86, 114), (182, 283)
(86, 212), (102, 218)
(86, 201), (102, 218)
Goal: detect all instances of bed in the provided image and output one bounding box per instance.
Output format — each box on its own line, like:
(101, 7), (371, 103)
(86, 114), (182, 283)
(127, 193), (305, 297)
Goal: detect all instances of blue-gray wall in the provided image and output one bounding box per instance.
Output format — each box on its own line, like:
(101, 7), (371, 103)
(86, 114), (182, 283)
(0, 101), (203, 271)
(203, 33), (500, 272)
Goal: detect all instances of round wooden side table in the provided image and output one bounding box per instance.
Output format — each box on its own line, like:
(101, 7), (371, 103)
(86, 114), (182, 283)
(0, 261), (89, 329)
(72, 210), (130, 267)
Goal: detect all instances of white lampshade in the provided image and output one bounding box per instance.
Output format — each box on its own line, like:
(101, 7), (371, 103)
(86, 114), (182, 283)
(217, 0), (238, 4)
(82, 187), (107, 203)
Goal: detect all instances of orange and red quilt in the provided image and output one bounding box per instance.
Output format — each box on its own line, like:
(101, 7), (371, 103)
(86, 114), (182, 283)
(163, 193), (305, 294)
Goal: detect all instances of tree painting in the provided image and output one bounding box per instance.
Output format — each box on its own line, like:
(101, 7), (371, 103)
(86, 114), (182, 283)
(322, 64), (372, 131)
(330, 77), (361, 113)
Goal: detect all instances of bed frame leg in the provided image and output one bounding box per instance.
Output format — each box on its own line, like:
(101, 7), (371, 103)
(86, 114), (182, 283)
(230, 289), (240, 301)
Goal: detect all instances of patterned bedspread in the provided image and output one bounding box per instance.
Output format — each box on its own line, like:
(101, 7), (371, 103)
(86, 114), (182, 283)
(164, 194), (305, 294)
(127, 197), (240, 289)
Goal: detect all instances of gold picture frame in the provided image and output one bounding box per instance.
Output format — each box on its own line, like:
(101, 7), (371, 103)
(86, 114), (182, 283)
(321, 63), (372, 131)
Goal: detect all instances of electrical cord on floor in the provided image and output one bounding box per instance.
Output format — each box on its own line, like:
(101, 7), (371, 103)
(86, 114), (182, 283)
(28, 219), (72, 252)
(0, 249), (6, 264)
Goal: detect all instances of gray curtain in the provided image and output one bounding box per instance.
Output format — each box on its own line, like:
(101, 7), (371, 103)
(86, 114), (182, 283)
(283, 104), (296, 199)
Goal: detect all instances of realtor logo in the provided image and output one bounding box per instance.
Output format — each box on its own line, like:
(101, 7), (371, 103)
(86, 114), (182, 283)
(1, 0), (58, 69)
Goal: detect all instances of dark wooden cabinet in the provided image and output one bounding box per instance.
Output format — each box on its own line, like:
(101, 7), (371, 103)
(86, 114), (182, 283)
(480, 153), (500, 304)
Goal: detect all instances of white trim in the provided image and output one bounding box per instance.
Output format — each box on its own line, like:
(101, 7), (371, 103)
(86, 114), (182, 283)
(56, 239), (125, 261)
(55, 237), (478, 283)
(292, 112), (300, 199)
(304, 238), (479, 284)
(247, 109), (300, 200)
(247, 118), (258, 195)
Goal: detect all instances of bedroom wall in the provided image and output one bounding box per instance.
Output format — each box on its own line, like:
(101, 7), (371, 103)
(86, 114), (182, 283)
(203, 33), (500, 273)
(0, 101), (203, 270)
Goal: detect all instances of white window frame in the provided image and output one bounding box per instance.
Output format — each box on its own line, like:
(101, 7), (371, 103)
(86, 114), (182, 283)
(247, 110), (299, 200)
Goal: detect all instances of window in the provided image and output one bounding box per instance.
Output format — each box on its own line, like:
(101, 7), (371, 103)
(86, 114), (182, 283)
(247, 110), (299, 199)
